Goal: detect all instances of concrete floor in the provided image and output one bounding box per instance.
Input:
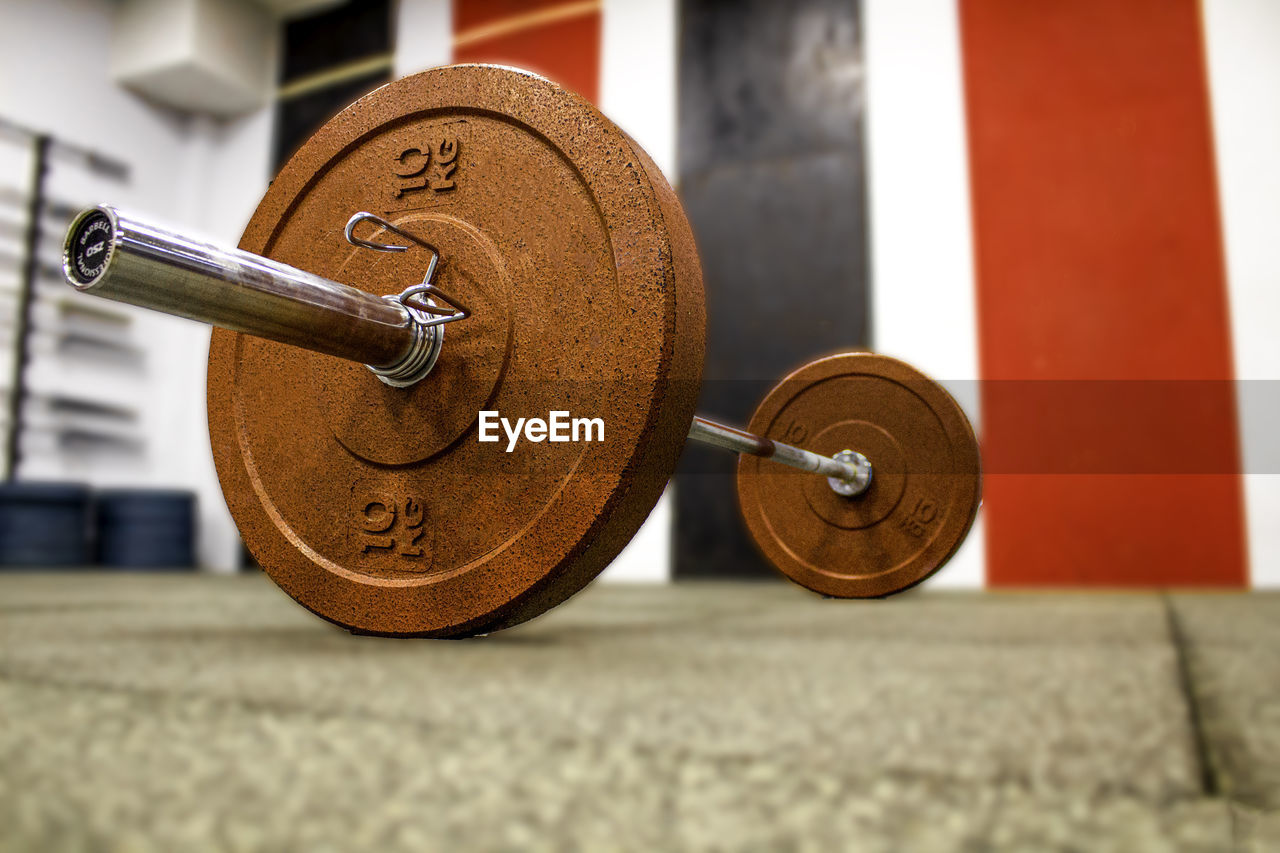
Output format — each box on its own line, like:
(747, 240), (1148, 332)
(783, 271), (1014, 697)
(0, 574), (1276, 851)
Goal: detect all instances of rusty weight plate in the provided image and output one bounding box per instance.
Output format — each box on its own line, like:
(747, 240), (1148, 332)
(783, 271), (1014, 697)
(737, 352), (981, 597)
(209, 65), (705, 637)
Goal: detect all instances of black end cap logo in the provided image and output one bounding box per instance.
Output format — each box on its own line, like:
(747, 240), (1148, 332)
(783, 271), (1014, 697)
(69, 211), (112, 284)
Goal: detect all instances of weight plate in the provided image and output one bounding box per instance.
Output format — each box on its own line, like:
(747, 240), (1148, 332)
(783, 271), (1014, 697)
(209, 65), (704, 637)
(737, 352), (981, 597)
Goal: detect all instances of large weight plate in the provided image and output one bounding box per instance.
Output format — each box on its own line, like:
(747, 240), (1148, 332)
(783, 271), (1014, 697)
(737, 352), (981, 597)
(209, 66), (704, 637)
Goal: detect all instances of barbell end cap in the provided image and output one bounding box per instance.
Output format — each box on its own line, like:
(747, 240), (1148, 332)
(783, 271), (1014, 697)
(828, 449), (873, 497)
(63, 205), (119, 290)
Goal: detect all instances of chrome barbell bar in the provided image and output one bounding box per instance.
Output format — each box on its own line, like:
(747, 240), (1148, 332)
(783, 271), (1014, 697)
(62, 206), (873, 496)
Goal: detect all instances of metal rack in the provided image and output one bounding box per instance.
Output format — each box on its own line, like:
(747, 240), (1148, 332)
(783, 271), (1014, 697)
(0, 116), (133, 481)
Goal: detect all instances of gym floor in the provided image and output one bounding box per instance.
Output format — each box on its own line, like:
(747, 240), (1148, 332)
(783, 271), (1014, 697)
(1, 575), (1276, 851)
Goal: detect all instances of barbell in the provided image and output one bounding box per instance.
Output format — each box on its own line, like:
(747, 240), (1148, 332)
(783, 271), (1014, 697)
(60, 65), (981, 637)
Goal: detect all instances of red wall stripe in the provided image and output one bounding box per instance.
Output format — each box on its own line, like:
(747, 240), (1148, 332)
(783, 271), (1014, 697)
(453, 1), (601, 104)
(959, 0), (1248, 586)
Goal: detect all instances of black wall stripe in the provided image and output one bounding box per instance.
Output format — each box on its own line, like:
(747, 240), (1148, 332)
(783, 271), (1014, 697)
(675, 0), (870, 580)
(273, 0), (393, 171)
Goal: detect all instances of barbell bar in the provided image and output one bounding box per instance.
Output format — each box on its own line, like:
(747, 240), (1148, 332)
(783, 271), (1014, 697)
(63, 204), (874, 496)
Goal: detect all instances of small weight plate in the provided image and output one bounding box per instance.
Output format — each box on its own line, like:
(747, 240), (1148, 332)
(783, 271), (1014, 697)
(209, 66), (704, 637)
(737, 352), (981, 597)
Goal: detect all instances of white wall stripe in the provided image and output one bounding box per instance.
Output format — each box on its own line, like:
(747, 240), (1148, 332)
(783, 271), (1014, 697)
(394, 0), (452, 77)
(597, 0), (678, 583)
(600, 0), (677, 181)
(864, 0), (985, 587)
(1202, 0), (1280, 588)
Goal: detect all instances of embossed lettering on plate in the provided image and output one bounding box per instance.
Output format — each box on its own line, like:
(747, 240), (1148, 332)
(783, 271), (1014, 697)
(349, 481), (435, 573)
(387, 120), (469, 212)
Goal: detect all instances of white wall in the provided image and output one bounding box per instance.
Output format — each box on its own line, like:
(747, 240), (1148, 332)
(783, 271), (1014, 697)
(863, 0), (985, 587)
(0, 0), (275, 571)
(1202, 0), (1280, 587)
(394, 0), (452, 78)
(600, 0), (678, 181)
